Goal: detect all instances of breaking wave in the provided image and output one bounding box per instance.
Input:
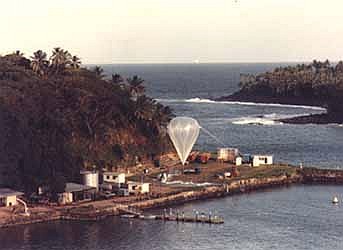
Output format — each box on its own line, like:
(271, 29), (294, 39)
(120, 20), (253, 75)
(156, 97), (326, 111)
(231, 117), (283, 126)
(230, 113), (321, 126)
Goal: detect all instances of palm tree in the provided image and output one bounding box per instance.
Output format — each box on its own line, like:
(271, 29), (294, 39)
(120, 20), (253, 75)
(111, 74), (124, 84)
(70, 55), (81, 69)
(30, 50), (49, 76)
(93, 66), (104, 79)
(127, 75), (145, 100)
(5, 50), (27, 66)
(12, 50), (24, 57)
(134, 96), (155, 121)
(50, 47), (72, 73)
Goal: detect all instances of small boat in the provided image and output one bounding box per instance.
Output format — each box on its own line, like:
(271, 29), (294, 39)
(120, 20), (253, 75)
(120, 214), (137, 218)
(332, 196), (339, 204)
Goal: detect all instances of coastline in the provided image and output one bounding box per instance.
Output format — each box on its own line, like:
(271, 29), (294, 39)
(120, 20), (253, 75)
(278, 113), (343, 125)
(214, 93), (343, 124)
(2, 166), (343, 229)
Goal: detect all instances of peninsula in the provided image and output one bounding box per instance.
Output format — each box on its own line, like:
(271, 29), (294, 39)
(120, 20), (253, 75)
(216, 60), (343, 124)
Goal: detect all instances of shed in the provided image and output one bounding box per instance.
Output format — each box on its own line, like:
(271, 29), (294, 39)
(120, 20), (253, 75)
(252, 155), (273, 167)
(0, 188), (24, 207)
(124, 181), (150, 195)
(60, 183), (97, 204)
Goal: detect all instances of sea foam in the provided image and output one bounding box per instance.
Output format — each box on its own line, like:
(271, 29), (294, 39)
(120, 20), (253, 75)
(156, 97), (326, 111)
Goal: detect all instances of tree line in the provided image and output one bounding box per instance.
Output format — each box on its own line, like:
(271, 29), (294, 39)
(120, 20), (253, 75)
(239, 60), (343, 113)
(0, 48), (173, 197)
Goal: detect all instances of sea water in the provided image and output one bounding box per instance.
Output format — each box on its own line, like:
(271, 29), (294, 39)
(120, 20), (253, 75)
(1, 63), (343, 250)
(104, 63), (343, 168)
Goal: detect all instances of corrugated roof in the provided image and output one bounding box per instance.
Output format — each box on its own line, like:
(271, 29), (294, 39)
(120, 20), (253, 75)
(65, 183), (95, 193)
(0, 188), (24, 198)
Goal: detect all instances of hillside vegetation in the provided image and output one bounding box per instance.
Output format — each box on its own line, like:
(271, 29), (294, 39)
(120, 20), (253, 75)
(218, 60), (343, 122)
(0, 49), (173, 195)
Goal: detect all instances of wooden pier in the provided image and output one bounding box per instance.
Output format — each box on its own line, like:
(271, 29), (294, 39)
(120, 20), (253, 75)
(154, 214), (224, 224)
(120, 207), (224, 224)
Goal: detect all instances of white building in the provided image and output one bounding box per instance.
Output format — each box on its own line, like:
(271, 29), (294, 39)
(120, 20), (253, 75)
(126, 181), (150, 194)
(235, 156), (242, 166)
(0, 188), (24, 207)
(252, 155), (273, 167)
(103, 172), (126, 184)
(80, 170), (99, 190)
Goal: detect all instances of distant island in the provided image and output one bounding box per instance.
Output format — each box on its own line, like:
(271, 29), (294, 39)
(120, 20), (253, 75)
(0, 49), (173, 197)
(216, 60), (343, 124)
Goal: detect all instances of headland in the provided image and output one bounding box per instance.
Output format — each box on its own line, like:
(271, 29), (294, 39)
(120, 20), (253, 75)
(216, 60), (343, 124)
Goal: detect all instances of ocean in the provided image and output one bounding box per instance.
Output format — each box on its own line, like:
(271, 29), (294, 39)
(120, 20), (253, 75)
(104, 63), (343, 168)
(1, 63), (343, 250)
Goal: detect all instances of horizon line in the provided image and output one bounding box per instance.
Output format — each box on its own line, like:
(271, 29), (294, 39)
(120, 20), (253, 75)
(85, 60), (340, 65)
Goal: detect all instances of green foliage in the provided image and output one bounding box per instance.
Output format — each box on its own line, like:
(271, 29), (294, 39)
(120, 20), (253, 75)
(0, 48), (173, 196)
(238, 60), (343, 114)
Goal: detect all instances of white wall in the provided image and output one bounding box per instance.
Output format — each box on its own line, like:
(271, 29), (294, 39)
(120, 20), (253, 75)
(103, 173), (125, 184)
(5, 196), (17, 206)
(253, 155), (273, 167)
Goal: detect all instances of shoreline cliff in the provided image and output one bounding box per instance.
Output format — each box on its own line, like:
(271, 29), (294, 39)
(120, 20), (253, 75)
(216, 60), (343, 124)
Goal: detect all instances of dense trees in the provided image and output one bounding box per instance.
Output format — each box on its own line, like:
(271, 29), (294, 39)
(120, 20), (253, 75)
(238, 60), (343, 115)
(0, 49), (173, 196)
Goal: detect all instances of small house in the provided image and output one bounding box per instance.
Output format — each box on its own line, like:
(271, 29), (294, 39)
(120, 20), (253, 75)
(59, 183), (97, 204)
(252, 155), (273, 167)
(103, 172), (126, 184)
(0, 188), (24, 207)
(123, 181), (150, 195)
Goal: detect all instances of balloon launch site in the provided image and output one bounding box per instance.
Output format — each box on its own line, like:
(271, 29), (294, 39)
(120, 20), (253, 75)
(4, 115), (342, 228)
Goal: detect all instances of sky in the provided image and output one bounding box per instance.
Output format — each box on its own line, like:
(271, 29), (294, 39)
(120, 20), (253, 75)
(1, 0), (343, 64)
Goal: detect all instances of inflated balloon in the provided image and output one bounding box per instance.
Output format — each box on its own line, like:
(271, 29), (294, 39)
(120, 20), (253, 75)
(167, 117), (200, 165)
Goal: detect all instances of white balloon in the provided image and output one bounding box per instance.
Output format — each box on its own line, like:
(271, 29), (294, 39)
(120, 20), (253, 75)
(167, 117), (200, 165)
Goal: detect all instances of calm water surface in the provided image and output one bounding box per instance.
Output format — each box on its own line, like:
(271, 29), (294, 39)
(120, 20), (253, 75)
(1, 64), (343, 250)
(1, 185), (343, 250)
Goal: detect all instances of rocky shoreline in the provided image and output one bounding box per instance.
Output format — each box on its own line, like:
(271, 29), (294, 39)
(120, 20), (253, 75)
(215, 93), (343, 124)
(2, 166), (343, 228)
(215, 92), (325, 108)
(278, 113), (343, 124)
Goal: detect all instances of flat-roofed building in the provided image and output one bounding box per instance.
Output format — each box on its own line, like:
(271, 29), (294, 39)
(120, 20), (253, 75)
(103, 172), (125, 184)
(252, 155), (273, 167)
(58, 183), (97, 204)
(0, 188), (24, 207)
(125, 181), (150, 195)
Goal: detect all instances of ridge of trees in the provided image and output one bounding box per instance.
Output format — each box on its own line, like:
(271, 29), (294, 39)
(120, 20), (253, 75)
(0, 48), (173, 196)
(238, 60), (343, 113)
